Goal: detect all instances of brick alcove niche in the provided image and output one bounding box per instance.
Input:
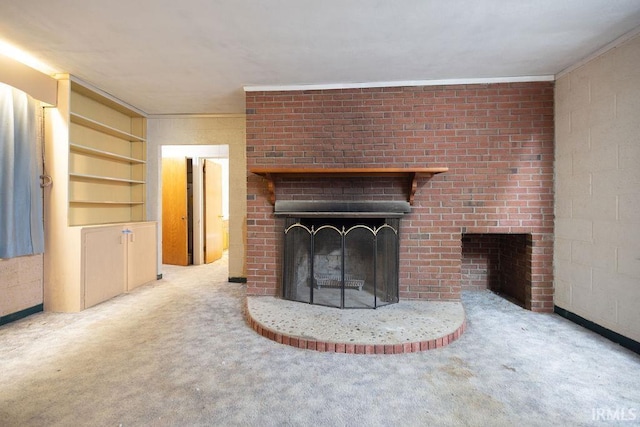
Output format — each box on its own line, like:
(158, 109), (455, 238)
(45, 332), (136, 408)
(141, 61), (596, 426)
(461, 233), (536, 308)
(246, 82), (555, 313)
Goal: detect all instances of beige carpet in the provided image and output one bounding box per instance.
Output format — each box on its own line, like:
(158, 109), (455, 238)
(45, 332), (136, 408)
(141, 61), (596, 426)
(1, 253), (639, 426)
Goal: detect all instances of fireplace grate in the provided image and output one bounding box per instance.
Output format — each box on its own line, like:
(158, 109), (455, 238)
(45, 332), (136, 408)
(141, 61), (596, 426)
(314, 273), (364, 291)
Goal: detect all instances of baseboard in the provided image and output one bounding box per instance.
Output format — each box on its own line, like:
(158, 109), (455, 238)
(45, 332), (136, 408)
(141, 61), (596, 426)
(554, 305), (639, 355)
(0, 304), (43, 326)
(228, 277), (247, 283)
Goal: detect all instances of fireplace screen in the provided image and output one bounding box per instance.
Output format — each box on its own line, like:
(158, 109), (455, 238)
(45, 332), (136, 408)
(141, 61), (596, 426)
(283, 217), (400, 309)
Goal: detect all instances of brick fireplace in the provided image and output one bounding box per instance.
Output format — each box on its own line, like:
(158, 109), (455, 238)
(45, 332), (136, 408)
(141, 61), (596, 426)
(246, 82), (554, 312)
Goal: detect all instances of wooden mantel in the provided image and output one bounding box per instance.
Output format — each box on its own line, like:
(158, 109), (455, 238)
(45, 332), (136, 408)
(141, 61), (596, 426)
(249, 167), (448, 205)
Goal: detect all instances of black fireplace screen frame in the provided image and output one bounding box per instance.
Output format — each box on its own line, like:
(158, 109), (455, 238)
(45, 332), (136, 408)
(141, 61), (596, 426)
(282, 217), (401, 309)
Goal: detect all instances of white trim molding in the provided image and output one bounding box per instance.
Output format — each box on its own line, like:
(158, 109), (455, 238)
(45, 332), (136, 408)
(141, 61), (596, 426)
(244, 75), (555, 93)
(556, 25), (640, 79)
(147, 113), (246, 119)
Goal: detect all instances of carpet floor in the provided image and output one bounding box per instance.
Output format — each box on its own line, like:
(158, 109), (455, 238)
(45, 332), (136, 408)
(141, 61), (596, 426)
(1, 253), (639, 426)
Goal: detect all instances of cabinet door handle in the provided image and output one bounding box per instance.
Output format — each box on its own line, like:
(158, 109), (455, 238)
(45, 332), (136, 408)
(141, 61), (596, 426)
(121, 229), (132, 244)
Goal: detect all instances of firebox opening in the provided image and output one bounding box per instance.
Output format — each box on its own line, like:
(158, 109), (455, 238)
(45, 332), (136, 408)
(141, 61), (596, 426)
(461, 233), (532, 308)
(283, 216), (400, 309)
(278, 201), (408, 309)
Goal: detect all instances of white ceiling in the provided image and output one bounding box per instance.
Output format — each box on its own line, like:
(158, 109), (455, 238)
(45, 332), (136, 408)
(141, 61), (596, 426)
(1, 0), (640, 115)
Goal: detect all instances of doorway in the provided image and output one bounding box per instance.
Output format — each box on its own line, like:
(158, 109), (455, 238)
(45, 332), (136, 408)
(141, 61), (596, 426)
(161, 145), (229, 266)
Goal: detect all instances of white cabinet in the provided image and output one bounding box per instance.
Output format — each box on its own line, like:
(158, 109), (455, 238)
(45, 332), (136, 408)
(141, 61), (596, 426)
(82, 222), (157, 309)
(83, 226), (126, 308)
(126, 222), (158, 291)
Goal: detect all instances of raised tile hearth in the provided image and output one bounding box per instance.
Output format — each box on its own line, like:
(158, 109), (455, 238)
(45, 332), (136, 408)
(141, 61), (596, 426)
(246, 296), (466, 354)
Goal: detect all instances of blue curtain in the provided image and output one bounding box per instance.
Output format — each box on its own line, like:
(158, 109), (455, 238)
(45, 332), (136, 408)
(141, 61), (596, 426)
(0, 82), (44, 258)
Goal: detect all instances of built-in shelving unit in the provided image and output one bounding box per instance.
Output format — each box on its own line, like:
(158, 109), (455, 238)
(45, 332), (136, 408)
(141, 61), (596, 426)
(44, 75), (157, 313)
(250, 167), (448, 205)
(68, 79), (147, 226)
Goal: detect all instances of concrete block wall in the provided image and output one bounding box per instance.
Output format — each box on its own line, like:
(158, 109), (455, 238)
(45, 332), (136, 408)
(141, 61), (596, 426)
(555, 33), (640, 341)
(246, 82), (555, 311)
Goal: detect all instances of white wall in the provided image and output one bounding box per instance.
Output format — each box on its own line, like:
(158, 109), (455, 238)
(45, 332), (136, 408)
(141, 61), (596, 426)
(555, 33), (640, 342)
(147, 115), (246, 278)
(0, 52), (56, 105)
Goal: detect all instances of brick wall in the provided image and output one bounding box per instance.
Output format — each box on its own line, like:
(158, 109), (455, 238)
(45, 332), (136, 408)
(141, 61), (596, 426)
(246, 82), (554, 312)
(499, 234), (532, 305)
(461, 234), (501, 292)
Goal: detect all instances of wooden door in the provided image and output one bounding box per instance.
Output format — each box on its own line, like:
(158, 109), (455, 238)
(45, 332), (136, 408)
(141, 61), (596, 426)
(204, 159), (224, 263)
(162, 158), (188, 266)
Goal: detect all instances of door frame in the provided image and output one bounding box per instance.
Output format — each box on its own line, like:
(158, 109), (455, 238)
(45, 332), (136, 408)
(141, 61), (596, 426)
(204, 159), (224, 264)
(160, 145), (229, 266)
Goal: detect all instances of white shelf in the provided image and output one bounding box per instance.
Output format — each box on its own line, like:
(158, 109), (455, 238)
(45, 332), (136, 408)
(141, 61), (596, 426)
(70, 143), (146, 164)
(69, 173), (145, 184)
(70, 200), (145, 205)
(70, 112), (146, 142)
